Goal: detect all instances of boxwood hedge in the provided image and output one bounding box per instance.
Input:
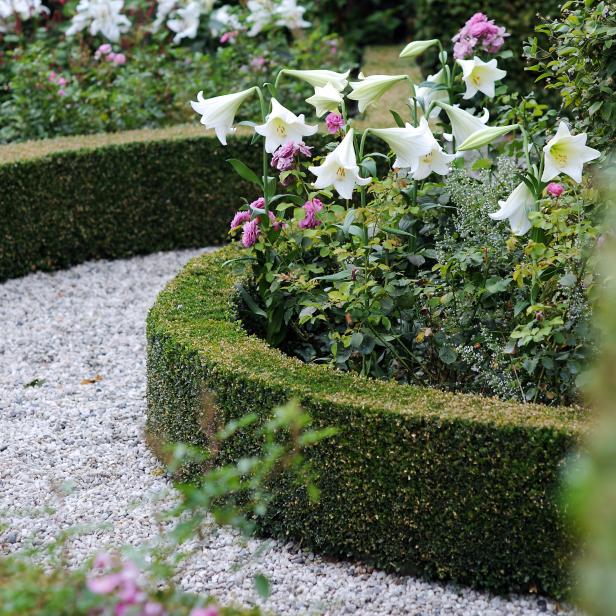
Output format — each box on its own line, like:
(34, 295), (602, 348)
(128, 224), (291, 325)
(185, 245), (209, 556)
(146, 244), (590, 599)
(0, 126), (261, 282)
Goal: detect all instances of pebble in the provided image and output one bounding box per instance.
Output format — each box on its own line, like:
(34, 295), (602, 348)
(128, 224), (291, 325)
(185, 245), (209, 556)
(0, 249), (584, 615)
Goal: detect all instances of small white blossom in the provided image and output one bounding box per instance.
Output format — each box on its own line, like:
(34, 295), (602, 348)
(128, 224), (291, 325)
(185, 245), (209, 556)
(209, 4), (241, 34)
(541, 121), (601, 183)
(255, 98), (318, 153)
(489, 182), (535, 236)
(274, 0), (310, 30)
(309, 129), (371, 199)
(66, 0), (131, 42)
(457, 56), (506, 100)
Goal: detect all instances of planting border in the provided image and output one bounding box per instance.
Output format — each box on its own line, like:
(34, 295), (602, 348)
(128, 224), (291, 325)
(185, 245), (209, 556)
(146, 244), (589, 599)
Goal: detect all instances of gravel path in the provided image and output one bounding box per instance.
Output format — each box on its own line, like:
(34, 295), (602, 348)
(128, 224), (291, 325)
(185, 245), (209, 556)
(0, 249), (580, 616)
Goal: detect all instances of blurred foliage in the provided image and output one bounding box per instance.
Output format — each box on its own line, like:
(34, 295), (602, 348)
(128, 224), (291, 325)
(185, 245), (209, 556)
(566, 167), (616, 615)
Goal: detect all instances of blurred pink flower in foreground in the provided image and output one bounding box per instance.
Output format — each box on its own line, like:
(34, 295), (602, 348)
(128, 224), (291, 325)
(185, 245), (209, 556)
(299, 198), (323, 229)
(189, 607), (220, 616)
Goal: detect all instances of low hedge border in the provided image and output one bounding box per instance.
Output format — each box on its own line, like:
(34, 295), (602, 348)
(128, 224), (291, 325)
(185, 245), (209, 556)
(146, 244), (589, 599)
(0, 126), (262, 282)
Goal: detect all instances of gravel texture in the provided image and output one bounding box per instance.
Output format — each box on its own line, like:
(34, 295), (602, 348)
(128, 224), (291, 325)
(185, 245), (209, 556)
(0, 249), (580, 615)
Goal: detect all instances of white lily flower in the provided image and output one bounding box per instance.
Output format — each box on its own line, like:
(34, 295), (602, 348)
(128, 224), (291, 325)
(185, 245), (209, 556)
(541, 121), (601, 183)
(255, 98), (318, 154)
(348, 74), (408, 114)
(282, 69), (350, 92)
(191, 87), (257, 145)
(414, 69), (447, 119)
(66, 0), (131, 42)
(274, 0), (310, 30)
(457, 56), (506, 100)
(209, 4), (241, 34)
(411, 130), (457, 180)
(151, 0), (176, 32)
(305, 83), (343, 117)
(246, 0), (274, 36)
(435, 101), (490, 147)
(489, 182), (535, 236)
(167, 1), (202, 43)
(370, 118), (434, 170)
(309, 129), (371, 199)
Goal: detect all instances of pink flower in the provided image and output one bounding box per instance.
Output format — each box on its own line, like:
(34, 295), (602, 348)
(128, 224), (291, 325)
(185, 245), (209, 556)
(189, 608), (220, 616)
(299, 198), (323, 230)
(268, 210), (283, 231)
(98, 43), (112, 54)
(230, 210), (251, 229)
(452, 12), (509, 59)
(56, 76), (67, 86)
(546, 183), (564, 198)
(93, 553), (114, 569)
(107, 52), (117, 62)
(220, 30), (239, 44)
(113, 53), (127, 65)
(250, 56), (266, 70)
(325, 113), (345, 134)
(87, 573), (123, 595)
(241, 218), (261, 247)
(249, 197), (266, 211)
(271, 142), (313, 171)
(58, 89), (67, 97)
(141, 602), (166, 616)
(48, 71), (57, 82)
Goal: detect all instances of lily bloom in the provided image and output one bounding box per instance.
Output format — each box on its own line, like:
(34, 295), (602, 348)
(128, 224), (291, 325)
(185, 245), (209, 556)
(457, 56), (506, 99)
(309, 129), (371, 199)
(541, 122), (600, 183)
(255, 98), (318, 154)
(489, 182), (535, 236)
(370, 118), (434, 170)
(348, 74), (408, 113)
(435, 101), (490, 147)
(191, 87), (257, 145)
(411, 132), (456, 180)
(282, 69), (350, 92)
(306, 82), (343, 117)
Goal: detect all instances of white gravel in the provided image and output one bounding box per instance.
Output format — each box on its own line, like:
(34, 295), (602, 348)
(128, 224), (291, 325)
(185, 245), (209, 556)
(0, 248), (581, 616)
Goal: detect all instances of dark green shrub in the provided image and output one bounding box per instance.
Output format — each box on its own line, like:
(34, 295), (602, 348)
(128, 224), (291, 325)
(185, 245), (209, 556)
(0, 127), (261, 281)
(146, 244), (589, 598)
(525, 0), (616, 151)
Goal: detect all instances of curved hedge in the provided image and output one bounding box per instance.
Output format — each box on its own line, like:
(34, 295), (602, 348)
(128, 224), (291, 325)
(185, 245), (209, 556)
(146, 244), (590, 599)
(0, 126), (261, 282)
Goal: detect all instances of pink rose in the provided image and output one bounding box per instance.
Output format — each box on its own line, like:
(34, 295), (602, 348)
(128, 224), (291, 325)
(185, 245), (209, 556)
(546, 183), (564, 198)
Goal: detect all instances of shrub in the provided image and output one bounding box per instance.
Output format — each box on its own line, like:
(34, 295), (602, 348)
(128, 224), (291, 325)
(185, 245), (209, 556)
(146, 244), (588, 598)
(0, 128), (263, 281)
(525, 0), (616, 151)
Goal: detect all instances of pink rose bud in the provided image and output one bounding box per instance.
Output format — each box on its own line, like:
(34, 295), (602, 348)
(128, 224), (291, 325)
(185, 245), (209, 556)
(546, 183), (564, 198)
(113, 53), (127, 65)
(97, 43), (112, 54)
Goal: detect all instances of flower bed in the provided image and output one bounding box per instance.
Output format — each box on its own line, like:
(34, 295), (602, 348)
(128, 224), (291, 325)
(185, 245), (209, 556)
(146, 243), (589, 598)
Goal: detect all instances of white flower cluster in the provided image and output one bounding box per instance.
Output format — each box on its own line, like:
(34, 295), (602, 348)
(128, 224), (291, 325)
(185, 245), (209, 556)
(66, 0), (130, 42)
(151, 0), (309, 46)
(0, 0), (47, 33)
(189, 39), (601, 221)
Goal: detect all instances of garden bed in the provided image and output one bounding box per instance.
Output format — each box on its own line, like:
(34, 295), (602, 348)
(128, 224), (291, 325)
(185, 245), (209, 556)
(146, 243), (589, 599)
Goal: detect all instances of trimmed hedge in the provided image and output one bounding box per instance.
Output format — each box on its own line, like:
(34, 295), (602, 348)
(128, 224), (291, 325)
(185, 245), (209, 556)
(146, 244), (590, 599)
(0, 126), (261, 282)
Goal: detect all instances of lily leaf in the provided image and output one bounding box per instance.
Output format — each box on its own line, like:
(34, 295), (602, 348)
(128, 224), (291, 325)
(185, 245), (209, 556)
(227, 159), (263, 188)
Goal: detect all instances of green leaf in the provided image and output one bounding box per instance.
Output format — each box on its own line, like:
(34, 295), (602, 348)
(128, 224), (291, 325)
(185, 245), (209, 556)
(254, 574), (271, 599)
(315, 270), (353, 282)
(227, 159), (263, 188)
(239, 286), (266, 318)
(438, 346), (458, 365)
(390, 109), (405, 127)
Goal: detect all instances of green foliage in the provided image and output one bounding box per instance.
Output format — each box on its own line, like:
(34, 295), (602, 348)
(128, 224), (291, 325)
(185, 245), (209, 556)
(525, 0), (616, 151)
(0, 131), (267, 281)
(146, 245), (588, 598)
(0, 30), (348, 143)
